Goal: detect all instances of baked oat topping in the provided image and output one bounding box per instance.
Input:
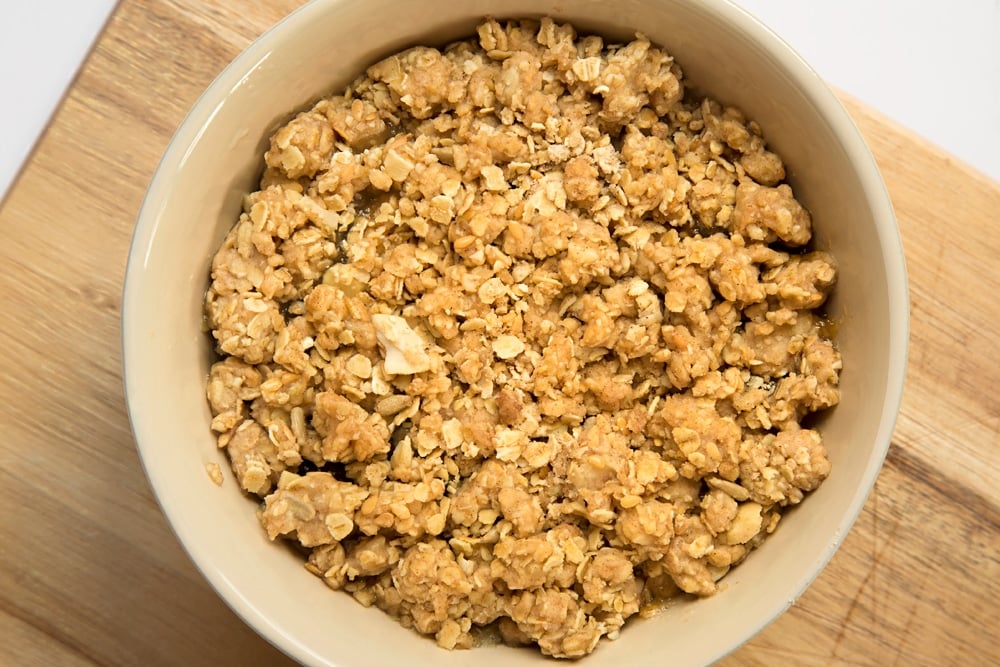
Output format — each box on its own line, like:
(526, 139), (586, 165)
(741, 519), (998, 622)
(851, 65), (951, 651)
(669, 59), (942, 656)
(204, 17), (841, 658)
(205, 462), (224, 487)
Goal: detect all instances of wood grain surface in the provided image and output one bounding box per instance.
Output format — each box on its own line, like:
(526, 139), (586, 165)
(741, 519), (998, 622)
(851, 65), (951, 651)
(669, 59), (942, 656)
(1, 1), (997, 665)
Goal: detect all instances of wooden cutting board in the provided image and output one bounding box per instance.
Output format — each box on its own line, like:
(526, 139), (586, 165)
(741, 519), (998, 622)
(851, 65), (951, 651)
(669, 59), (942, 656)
(1, 1), (997, 665)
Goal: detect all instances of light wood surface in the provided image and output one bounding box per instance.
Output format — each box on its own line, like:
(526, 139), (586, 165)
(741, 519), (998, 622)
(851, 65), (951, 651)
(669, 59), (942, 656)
(1, 2), (997, 665)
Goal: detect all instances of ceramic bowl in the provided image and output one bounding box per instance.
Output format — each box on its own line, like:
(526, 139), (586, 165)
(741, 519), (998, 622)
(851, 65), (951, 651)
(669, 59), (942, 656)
(122, 0), (908, 664)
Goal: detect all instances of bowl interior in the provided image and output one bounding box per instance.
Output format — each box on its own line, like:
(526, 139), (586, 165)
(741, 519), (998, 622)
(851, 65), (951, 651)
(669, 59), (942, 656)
(122, 0), (907, 665)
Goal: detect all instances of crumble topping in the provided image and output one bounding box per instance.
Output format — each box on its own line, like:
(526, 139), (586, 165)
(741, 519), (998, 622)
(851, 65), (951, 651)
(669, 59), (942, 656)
(204, 17), (840, 658)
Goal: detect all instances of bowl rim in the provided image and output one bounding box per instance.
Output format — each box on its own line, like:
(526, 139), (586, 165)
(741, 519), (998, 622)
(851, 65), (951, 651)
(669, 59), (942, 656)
(121, 0), (909, 664)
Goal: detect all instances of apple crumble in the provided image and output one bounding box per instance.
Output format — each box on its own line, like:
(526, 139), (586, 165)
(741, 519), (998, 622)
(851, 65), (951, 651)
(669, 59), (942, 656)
(204, 17), (840, 658)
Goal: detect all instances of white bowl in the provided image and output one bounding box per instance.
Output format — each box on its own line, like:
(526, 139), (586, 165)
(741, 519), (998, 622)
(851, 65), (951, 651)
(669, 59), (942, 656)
(122, 0), (908, 664)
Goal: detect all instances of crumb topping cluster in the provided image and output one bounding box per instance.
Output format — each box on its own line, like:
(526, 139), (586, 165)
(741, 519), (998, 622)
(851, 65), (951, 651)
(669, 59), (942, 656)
(205, 17), (840, 658)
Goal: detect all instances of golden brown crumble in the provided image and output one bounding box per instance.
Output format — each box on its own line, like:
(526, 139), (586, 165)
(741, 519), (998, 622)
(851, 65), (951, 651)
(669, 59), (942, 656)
(205, 462), (224, 487)
(204, 17), (841, 658)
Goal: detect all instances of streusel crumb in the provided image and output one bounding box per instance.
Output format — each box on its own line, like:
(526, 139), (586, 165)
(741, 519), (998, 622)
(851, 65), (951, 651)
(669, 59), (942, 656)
(205, 17), (840, 658)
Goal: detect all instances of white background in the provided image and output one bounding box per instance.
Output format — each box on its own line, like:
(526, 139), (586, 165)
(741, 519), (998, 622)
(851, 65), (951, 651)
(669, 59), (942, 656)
(1, 0), (998, 203)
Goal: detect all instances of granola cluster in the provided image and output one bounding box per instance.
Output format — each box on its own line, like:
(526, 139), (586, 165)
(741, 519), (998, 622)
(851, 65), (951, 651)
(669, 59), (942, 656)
(204, 18), (840, 658)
